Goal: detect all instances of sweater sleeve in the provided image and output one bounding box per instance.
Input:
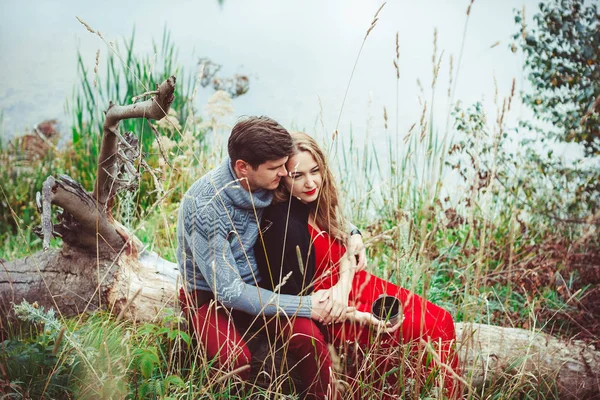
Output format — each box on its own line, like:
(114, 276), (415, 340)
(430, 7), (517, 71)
(187, 200), (313, 318)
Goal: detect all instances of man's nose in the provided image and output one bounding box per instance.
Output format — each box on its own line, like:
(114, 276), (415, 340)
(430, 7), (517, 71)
(278, 166), (287, 177)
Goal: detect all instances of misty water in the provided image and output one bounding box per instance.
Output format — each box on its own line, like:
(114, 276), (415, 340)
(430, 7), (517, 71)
(1, 0), (548, 206)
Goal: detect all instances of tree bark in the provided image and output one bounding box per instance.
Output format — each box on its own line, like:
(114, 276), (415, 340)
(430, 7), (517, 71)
(38, 175), (134, 256)
(0, 248), (178, 324)
(457, 322), (600, 399)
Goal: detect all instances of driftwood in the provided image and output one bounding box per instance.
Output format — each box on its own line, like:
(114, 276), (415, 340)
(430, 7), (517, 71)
(0, 249), (178, 323)
(37, 76), (176, 256)
(1, 75), (599, 398)
(457, 323), (600, 399)
(2, 76), (177, 322)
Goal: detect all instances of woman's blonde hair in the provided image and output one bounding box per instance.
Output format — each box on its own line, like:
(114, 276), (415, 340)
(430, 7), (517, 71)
(273, 132), (347, 241)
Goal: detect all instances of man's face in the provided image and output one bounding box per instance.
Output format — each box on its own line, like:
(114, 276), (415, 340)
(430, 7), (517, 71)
(246, 157), (289, 191)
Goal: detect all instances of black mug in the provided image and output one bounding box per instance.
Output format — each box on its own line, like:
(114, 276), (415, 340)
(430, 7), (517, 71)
(371, 295), (401, 325)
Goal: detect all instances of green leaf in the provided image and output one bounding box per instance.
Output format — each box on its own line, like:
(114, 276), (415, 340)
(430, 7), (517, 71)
(139, 352), (159, 379)
(165, 375), (186, 387)
(138, 382), (152, 399)
(178, 331), (191, 345)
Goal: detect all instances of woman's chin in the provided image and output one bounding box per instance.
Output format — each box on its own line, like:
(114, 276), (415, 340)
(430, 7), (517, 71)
(304, 195), (319, 204)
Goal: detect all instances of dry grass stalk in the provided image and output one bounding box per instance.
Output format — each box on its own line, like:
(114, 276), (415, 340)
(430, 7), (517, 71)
(93, 49), (100, 88)
(394, 30), (401, 142)
(52, 327), (66, 355)
(365, 2), (387, 40)
(521, 5), (527, 39)
(466, 0), (475, 16)
(508, 78), (516, 111)
(448, 55), (454, 98)
(272, 270), (293, 294)
(419, 102), (428, 143)
(147, 118), (174, 172)
(333, 2), (388, 139)
(403, 122), (416, 144)
(76, 16), (95, 34)
(383, 106), (388, 130)
(394, 32), (400, 79)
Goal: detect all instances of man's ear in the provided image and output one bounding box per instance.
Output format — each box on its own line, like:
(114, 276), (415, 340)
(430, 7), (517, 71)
(234, 159), (250, 177)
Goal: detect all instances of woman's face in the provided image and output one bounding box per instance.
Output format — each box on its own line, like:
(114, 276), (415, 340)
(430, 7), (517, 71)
(284, 150), (322, 204)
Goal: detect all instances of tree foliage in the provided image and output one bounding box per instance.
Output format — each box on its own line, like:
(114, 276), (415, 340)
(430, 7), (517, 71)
(514, 0), (600, 156)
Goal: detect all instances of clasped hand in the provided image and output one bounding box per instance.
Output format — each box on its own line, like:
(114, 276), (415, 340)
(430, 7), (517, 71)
(312, 284), (350, 324)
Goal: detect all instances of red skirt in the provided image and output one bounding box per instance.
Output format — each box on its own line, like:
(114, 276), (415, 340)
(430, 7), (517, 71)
(309, 225), (461, 398)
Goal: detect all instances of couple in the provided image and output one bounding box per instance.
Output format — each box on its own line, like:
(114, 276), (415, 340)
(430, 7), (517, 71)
(176, 116), (460, 399)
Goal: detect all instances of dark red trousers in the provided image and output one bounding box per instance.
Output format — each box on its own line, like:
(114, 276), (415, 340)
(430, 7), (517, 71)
(179, 288), (333, 399)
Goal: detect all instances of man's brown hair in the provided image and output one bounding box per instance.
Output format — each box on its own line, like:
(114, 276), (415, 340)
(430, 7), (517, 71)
(228, 116), (293, 169)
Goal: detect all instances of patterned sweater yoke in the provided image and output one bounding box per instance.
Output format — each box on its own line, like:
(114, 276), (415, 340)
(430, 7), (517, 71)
(176, 158), (312, 317)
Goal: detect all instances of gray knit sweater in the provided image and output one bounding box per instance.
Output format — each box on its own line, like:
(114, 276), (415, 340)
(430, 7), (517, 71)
(176, 158), (312, 317)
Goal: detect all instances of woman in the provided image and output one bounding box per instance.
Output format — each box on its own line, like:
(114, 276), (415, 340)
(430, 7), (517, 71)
(255, 132), (460, 398)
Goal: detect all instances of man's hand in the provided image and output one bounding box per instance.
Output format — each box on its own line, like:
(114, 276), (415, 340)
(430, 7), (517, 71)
(311, 289), (335, 324)
(329, 281), (351, 323)
(348, 233), (367, 271)
(311, 287), (348, 324)
(318, 252), (357, 323)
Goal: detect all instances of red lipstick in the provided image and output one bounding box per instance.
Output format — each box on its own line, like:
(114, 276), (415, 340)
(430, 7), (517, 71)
(304, 188), (317, 196)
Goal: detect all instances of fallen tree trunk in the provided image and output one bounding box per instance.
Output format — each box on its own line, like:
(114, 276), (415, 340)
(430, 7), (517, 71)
(0, 248), (178, 324)
(457, 322), (600, 399)
(1, 251), (599, 398)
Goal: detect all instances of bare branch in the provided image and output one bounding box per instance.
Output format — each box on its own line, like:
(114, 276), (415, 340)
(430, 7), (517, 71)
(131, 90), (159, 103)
(94, 76), (176, 207)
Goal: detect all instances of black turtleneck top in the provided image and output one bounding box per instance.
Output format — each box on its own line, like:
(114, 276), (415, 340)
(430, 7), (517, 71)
(255, 197), (317, 295)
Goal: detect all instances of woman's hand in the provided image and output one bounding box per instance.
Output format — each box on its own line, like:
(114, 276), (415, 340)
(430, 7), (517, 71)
(345, 308), (402, 334)
(348, 233), (367, 272)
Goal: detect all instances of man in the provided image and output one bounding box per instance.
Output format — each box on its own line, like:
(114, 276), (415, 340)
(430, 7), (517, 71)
(177, 116), (366, 399)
